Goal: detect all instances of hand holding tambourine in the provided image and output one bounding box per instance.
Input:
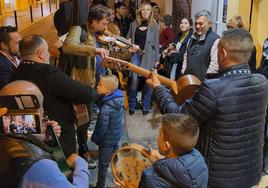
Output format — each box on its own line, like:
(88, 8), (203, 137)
(111, 143), (163, 188)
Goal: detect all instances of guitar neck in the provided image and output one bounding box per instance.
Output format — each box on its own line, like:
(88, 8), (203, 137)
(105, 57), (178, 94)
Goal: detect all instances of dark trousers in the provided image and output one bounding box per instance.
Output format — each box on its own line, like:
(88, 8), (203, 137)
(59, 123), (77, 158)
(77, 104), (92, 156)
(96, 145), (118, 188)
(128, 53), (152, 112)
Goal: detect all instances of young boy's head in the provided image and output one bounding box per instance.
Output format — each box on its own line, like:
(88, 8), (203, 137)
(158, 113), (199, 158)
(160, 15), (173, 30)
(97, 74), (119, 95)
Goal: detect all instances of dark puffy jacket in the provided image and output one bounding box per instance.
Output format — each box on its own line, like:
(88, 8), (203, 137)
(139, 149), (208, 188)
(91, 89), (124, 147)
(153, 64), (268, 188)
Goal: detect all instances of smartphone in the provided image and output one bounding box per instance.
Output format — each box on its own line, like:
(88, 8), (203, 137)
(1, 114), (41, 134)
(0, 95), (40, 110)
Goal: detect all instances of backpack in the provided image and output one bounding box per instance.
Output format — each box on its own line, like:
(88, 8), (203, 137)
(58, 27), (88, 76)
(54, 0), (88, 36)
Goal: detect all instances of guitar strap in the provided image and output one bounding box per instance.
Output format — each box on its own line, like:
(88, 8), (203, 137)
(47, 125), (73, 182)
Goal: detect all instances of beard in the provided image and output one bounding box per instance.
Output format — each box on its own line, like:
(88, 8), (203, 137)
(9, 49), (19, 57)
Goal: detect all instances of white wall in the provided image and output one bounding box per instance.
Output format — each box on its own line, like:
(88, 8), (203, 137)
(191, 0), (213, 18)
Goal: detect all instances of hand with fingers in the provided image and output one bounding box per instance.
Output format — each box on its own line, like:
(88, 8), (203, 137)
(95, 48), (109, 58)
(146, 69), (161, 89)
(44, 120), (61, 137)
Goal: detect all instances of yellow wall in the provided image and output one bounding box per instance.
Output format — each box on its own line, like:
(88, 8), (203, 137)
(0, 0), (36, 14)
(15, 0), (32, 10)
(251, 0), (268, 66)
(227, 0), (268, 67)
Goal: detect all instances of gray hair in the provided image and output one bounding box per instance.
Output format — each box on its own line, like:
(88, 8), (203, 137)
(195, 10), (212, 21)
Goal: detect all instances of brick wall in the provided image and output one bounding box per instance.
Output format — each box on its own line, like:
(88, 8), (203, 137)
(172, 0), (192, 31)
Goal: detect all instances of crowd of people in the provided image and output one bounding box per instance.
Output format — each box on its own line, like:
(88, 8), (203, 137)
(0, 0), (268, 187)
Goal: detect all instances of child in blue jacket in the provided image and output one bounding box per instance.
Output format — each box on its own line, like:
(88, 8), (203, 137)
(139, 113), (208, 188)
(91, 74), (124, 188)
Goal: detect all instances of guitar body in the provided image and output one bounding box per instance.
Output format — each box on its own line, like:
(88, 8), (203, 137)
(172, 74), (201, 104)
(73, 104), (89, 126)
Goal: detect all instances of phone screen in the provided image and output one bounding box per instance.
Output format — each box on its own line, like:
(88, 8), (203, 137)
(2, 114), (41, 134)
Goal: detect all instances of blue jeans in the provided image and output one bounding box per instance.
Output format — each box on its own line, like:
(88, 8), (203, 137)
(96, 145), (118, 188)
(128, 53), (152, 112)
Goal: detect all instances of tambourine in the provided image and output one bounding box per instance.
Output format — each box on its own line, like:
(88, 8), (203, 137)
(111, 143), (161, 188)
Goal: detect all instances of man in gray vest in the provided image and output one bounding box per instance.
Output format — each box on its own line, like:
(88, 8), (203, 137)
(181, 10), (219, 81)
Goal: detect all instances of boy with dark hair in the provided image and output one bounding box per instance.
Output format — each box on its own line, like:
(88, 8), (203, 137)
(139, 113), (208, 188)
(91, 74), (124, 188)
(114, 1), (131, 37)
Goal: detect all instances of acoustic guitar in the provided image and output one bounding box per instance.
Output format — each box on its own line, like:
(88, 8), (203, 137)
(102, 56), (201, 104)
(73, 104), (89, 127)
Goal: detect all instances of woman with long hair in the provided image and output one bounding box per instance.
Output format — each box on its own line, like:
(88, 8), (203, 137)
(127, 2), (159, 115)
(160, 17), (193, 80)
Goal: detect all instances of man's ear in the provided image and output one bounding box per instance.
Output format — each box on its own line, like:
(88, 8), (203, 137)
(222, 48), (228, 59)
(92, 20), (97, 27)
(0, 42), (8, 50)
(208, 21), (212, 28)
(36, 48), (44, 59)
(164, 141), (171, 151)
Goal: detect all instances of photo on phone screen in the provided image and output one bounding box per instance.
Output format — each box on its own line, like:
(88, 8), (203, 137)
(2, 114), (41, 134)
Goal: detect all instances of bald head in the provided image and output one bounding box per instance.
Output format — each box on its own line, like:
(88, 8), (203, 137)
(19, 35), (49, 64)
(0, 80), (44, 107)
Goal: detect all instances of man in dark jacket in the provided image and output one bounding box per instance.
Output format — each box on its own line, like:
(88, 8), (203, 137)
(10, 35), (97, 158)
(139, 113), (208, 188)
(147, 29), (268, 187)
(181, 10), (219, 81)
(258, 37), (268, 174)
(91, 75), (124, 188)
(0, 81), (89, 188)
(0, 26), (21, 90)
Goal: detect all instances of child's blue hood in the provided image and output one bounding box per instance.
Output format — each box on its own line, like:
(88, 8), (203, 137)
(101, 89), (124, 110)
